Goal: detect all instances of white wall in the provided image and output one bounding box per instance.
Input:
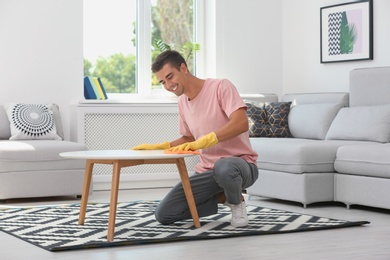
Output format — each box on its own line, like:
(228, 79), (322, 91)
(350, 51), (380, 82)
(0, 0), (83, 140)
(282, 0), (390, 94)
(214, 0), (390, 96)
(207, 0), (284, 97)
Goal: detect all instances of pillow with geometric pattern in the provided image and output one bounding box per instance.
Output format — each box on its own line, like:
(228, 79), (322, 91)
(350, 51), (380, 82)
(245, 100), (269, 137)
(5, 103), (62, 140)
(265, 102), (292, 138)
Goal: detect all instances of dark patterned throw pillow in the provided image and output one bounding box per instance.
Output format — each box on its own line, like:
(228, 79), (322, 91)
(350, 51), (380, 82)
(265, 102), (292, 138)
(245, 100), (269, 137)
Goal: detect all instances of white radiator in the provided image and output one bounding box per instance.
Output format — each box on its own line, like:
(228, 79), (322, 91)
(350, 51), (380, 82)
(75, 102), (200, 190)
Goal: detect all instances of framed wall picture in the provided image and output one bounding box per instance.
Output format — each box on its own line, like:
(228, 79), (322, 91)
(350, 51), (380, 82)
(320, 0), (373, 63)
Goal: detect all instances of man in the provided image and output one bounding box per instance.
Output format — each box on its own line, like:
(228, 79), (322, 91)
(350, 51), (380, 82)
(132, 50), (258, 227)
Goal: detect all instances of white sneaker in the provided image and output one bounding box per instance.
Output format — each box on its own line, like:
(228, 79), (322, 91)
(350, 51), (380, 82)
(224, 200), (249, 227)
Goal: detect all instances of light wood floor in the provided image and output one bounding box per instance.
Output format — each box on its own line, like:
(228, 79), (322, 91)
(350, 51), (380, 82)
(1, 188), (389, 260)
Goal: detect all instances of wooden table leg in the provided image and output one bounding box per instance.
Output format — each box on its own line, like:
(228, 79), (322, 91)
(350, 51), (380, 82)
(107, 160), (122, 241)
(176, 158), (201, 228)
(78, 160), (94, 225)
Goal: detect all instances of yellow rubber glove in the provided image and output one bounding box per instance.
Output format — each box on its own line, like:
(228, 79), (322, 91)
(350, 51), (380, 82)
(132, 141), (170, 150)
(169, 132), (218, 152)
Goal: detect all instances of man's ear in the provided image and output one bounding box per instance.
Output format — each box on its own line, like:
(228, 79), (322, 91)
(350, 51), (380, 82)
(180, 63), (188, 74)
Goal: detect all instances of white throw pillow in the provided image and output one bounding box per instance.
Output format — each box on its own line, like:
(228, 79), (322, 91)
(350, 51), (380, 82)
(0, 105), (11, 139)
(50, 104), (65, 139)
(288, 103), (342, 140)
(325, 104), (390, 143)
(5, 103), (62, 140)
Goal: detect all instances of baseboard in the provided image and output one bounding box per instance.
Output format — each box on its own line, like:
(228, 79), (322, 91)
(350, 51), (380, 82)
(92, 172), (189, 191)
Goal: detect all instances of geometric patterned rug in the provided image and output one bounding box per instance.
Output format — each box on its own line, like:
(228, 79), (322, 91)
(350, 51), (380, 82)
(0, 201), (369, 252)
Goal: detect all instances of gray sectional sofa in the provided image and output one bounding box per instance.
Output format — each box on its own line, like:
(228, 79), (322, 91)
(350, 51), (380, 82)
(0, 104), (88, 200)
(247, 66), (390, 210)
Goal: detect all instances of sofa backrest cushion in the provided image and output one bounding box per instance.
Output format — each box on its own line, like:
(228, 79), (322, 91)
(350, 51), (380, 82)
(349, 67), (390, 107)
(325, 104), (390, 143)
(240, 93), (278, 103)
(288, 103), (343, 140)
(282, 92), (349, 107)
(0, 105), (11, 139)
(281, 92), (348, 140)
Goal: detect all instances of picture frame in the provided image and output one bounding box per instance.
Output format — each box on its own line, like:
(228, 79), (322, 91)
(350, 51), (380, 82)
(320, 0), (373, 63)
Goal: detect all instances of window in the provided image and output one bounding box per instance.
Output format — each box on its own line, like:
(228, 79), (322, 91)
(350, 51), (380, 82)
(83, 0), (200, 97)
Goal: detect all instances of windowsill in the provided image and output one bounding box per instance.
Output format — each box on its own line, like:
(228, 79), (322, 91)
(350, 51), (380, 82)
(79, 92), (179, 105)
(78, 93), (276, 105)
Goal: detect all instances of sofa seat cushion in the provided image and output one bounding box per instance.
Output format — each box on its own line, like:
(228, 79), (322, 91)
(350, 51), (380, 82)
(335, 143), (390, 178)
(0, 140), (87, 173)
(250, 138), (369, 173)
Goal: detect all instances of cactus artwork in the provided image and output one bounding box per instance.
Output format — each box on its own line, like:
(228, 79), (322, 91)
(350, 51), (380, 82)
(339, 12), (358, 54)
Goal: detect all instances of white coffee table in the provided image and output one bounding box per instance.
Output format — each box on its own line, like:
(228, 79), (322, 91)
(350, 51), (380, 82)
(60, 150), (200, 241)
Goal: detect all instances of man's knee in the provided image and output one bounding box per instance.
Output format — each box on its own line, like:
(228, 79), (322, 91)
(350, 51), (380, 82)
(213, 157), (243, 180)
(155, 206), (173, 225)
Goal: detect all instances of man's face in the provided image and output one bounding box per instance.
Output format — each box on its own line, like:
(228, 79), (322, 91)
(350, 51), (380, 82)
(155, 63), (187, 96)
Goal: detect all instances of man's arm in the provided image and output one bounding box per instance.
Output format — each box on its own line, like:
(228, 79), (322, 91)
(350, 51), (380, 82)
(214, 107), (249, 142)
(168, 107), (248, 152)
(132, 135), (194, 150)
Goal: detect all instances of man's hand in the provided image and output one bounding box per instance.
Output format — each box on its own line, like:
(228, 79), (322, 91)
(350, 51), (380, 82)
(132, 141), (170, 150)
(169, 132), (218, 152)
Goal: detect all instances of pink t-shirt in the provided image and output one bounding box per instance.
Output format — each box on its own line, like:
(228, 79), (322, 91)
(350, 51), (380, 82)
(178, 78), (258, 173)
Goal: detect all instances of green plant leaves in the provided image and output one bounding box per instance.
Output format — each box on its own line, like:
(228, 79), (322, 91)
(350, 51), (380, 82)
(339, 11), (358, 54)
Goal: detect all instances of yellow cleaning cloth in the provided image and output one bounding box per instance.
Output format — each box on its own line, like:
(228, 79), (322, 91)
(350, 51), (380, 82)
(164, 149), (200, 155)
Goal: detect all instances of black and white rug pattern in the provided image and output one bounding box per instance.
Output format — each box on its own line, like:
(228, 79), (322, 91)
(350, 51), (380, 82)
(0, 201), (369, 251)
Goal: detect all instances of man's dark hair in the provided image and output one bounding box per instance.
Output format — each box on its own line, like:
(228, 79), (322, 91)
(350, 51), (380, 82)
(152, 50), (187, 73)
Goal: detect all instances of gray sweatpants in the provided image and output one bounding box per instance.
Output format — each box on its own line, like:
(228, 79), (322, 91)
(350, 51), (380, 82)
(154, 157), (259, 225)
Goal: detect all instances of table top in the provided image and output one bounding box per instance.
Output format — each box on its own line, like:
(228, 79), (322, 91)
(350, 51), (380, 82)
(60, 150), (198, 160)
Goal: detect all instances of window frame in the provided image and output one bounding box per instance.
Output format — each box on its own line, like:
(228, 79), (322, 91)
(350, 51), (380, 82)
(105, 0), (204, 100)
